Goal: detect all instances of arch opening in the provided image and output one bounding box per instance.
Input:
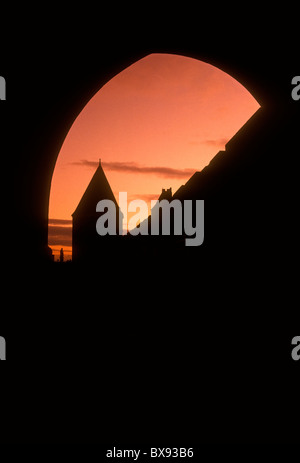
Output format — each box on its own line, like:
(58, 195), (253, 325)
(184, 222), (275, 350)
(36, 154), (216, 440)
(48, 53), (260, 261)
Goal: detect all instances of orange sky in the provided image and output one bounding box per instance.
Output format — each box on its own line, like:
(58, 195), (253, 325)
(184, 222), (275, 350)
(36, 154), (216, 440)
(48, 53), (260, 260)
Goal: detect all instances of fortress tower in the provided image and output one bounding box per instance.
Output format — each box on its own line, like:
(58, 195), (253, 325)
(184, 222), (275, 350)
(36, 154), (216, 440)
(72, 160), (122, 262)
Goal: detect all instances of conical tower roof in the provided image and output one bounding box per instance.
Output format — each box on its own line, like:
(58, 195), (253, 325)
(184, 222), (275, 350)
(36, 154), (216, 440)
(72, 160), (118, 218)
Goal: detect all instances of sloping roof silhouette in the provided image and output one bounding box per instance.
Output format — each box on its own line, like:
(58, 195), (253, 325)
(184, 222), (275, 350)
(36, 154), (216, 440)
(173, 108), (264, 201)
(72, 160), (118, 218)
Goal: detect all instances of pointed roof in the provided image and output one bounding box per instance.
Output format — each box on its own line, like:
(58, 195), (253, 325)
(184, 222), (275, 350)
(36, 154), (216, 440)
(72, 160), (118, 218)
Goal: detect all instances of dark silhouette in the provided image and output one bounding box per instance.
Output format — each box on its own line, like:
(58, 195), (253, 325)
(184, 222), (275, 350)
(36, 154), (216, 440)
(59, 247), (64, 263)
(71, 103), (296, 269)
(7, 30), (299, 444)
(71, 160), (199, 263)
(159, 187), (172, 201)
(72, 159), (123, 262)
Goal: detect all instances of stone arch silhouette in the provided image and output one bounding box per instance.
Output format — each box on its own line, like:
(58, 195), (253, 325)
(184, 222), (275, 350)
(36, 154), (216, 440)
(18, 46), (292, 264)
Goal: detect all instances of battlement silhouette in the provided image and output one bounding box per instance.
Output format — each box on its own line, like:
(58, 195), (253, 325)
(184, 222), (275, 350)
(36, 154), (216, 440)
(159, 188), (172, 201)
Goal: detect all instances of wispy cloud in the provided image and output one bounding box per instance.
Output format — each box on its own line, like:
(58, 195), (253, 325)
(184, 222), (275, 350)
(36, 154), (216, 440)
(70, 160), (196, 179)
(202, 137), (228, 147)
(48, 225), (72, 246)
(48, 219), (72, 225)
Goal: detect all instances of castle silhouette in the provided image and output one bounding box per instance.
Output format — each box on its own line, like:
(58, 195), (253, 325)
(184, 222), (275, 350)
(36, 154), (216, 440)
(71, 159), (186, 263)
(8, 20), (299, 444)
(71, 105), (279, 266)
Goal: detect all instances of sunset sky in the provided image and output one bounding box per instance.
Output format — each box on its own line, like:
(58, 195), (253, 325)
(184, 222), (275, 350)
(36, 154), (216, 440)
(48, 53), (260, 260)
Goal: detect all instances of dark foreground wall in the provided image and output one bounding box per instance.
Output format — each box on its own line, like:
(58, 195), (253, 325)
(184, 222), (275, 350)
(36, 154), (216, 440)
(1, 9), (300, 444)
